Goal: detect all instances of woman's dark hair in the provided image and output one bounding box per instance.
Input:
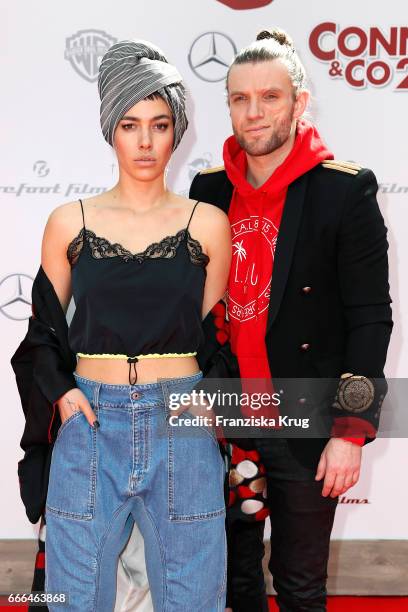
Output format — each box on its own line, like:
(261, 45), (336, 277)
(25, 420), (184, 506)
(226, 27), (307, 97)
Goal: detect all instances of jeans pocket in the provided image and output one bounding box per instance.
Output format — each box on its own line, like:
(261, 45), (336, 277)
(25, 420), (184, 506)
(46, 412), (97, 520)
(183, 409), (220, 448)
(56, 411), (82, 440)
(167, 411), (226, 522)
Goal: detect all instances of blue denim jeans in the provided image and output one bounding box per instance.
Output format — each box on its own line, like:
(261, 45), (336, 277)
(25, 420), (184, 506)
(45, 371), (227, 611)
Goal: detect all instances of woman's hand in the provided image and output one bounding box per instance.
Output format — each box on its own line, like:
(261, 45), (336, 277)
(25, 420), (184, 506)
(55, 387), (99, 428)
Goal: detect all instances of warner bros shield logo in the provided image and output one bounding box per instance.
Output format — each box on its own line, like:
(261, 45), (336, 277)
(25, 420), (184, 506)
(65, 29), (117, 82)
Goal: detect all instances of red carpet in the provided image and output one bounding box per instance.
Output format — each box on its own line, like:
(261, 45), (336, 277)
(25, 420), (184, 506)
(268, 597), (408, 611)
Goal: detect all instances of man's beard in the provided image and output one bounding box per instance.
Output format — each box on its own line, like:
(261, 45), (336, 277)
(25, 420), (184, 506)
(234, 109), (294, 157)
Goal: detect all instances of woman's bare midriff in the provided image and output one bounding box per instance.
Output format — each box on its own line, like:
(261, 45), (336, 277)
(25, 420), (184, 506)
(74, 355), (200, 385)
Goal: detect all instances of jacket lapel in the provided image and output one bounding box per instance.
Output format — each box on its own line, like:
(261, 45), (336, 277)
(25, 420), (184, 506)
(266, 173), (309, 333)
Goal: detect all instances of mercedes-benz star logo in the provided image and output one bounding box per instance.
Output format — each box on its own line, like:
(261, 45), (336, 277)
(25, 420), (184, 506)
(188, 32), (237, 82)
(0, 273), (33, 321)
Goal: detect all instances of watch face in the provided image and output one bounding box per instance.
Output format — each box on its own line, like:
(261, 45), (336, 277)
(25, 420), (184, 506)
(217, 0), (273, 9)
(338, 376), (375, 413)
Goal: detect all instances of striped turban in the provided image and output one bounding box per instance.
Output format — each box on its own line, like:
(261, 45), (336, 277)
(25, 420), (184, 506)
(98, 40), (188, 150)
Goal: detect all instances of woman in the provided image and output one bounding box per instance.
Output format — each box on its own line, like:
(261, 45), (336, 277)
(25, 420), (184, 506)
(41, 40), (231, 611)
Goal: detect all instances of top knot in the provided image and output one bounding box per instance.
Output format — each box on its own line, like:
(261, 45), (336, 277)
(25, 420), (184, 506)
(256, 28), (294, 49)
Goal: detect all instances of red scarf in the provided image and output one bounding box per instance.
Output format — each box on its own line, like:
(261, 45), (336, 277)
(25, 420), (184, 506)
(223, 119), (333, 418)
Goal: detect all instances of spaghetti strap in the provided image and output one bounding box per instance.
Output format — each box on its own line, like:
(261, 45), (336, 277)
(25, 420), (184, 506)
(78, 199), (86, 231)
(186, 201), (200, 233)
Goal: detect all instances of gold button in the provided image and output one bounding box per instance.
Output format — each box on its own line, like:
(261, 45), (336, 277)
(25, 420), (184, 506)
(300, 343), (310, 351)
(302, 286), (312, 294)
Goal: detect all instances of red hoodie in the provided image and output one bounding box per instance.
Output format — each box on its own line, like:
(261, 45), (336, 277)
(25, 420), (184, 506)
(223, 119), (364, 444)
(224, 119), (332, 379)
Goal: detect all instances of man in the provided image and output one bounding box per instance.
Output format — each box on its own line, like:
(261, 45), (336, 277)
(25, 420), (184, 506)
(189, 28), (392, 611)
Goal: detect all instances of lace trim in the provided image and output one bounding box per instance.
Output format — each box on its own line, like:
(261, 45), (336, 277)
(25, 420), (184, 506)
(77, 352), (197, 359)
(67, 227), (209, 268)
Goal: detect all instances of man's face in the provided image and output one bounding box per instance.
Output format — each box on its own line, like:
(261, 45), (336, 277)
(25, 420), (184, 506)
(227, 59), (301, 156)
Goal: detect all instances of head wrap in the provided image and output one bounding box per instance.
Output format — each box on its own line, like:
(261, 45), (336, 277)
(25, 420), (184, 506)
(98, 40), (188, 150)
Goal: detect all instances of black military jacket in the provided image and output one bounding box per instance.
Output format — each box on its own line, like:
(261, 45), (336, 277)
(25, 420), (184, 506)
(190, 161), (393, 460)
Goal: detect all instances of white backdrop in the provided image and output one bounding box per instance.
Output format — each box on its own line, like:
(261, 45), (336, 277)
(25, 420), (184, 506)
(2, 0), (407, 539)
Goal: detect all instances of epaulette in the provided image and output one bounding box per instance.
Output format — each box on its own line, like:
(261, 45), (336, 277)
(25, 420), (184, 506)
(321, 159), (362, 176)
(199, 165), (225, 175)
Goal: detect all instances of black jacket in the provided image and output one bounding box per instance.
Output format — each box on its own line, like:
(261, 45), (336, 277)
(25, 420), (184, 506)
(11, 266), (77, 523)
(190, 161), (393, 457)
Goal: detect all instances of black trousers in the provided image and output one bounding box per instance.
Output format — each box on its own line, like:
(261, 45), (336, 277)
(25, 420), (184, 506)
(227, 438), (338, 612)
(226, 518), (269, 611)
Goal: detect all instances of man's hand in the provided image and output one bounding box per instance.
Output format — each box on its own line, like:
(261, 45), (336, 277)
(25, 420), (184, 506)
(315, 438), (362, 498)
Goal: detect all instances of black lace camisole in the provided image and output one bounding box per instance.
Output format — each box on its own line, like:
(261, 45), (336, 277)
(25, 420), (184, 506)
(66, 199), (209, 384)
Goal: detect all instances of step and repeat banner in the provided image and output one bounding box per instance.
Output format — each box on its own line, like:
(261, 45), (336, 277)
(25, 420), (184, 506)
(2, 0), (407, 539)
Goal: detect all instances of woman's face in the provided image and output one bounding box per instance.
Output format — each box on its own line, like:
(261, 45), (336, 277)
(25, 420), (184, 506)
(113, 96), (174, 182)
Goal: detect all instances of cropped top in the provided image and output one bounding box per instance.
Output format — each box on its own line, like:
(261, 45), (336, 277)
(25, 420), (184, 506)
(66, 199), (209, 384)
